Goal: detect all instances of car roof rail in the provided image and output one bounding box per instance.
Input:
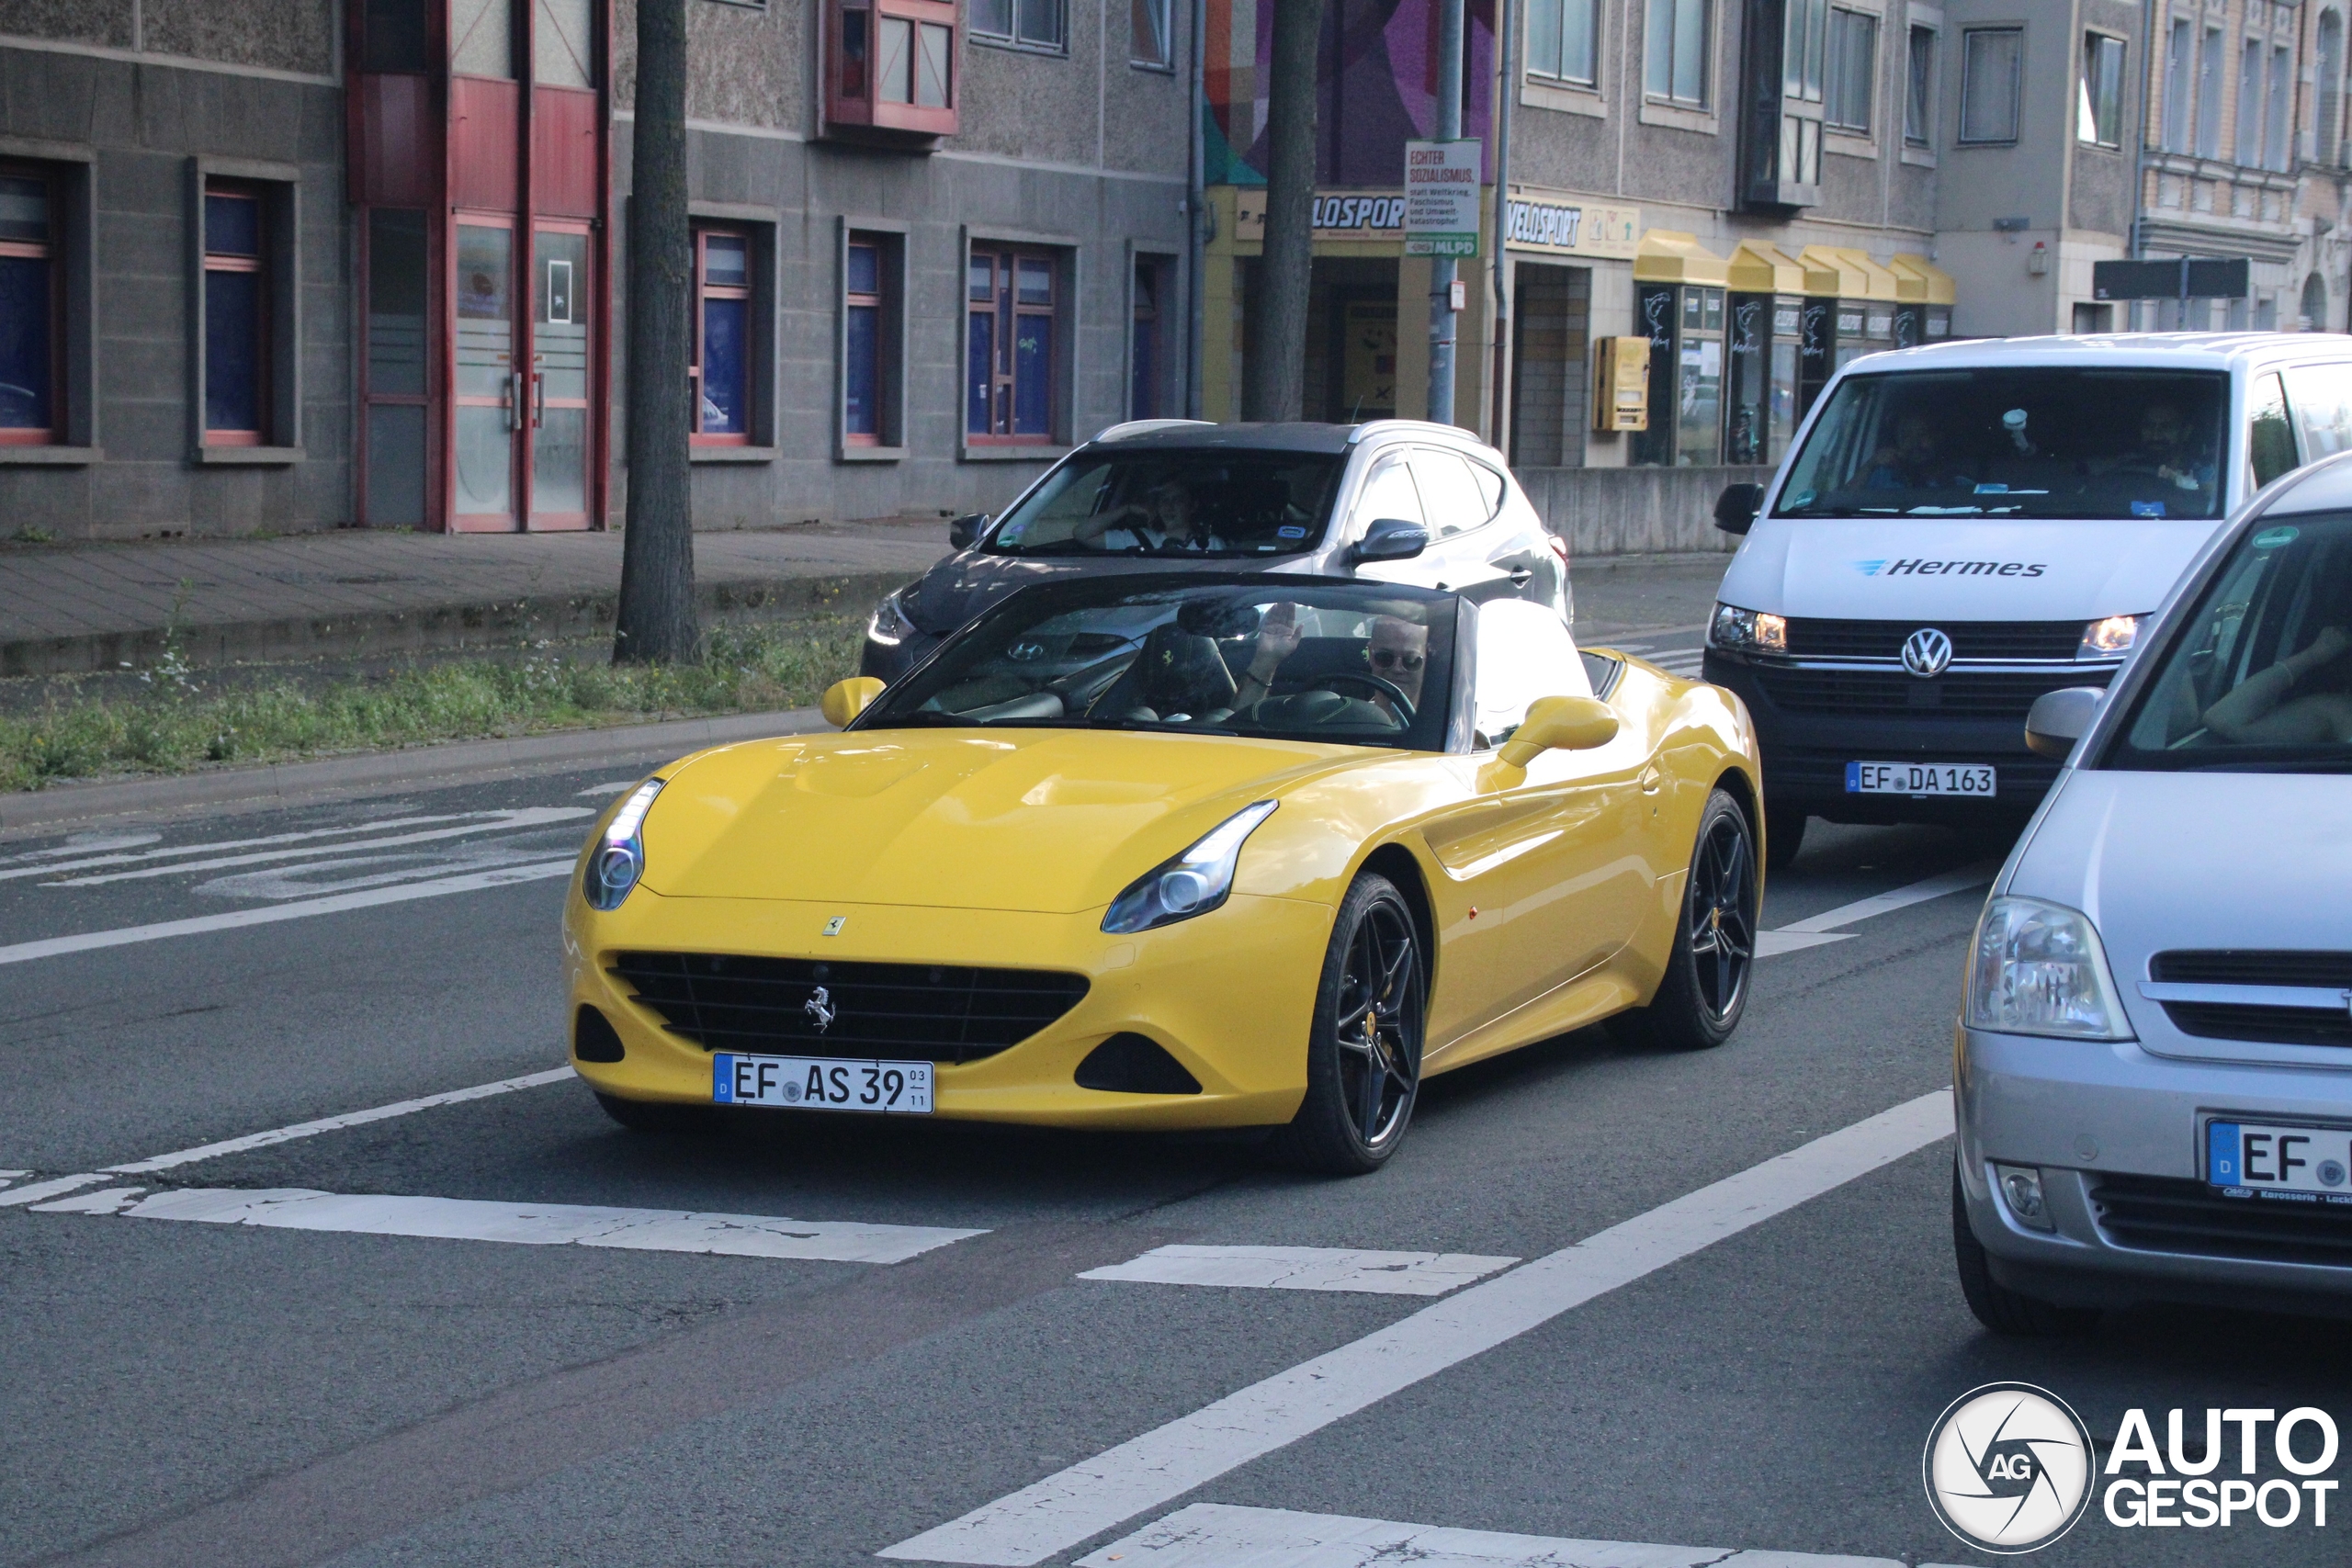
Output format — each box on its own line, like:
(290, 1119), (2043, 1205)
(1091, 418), (1216, 443)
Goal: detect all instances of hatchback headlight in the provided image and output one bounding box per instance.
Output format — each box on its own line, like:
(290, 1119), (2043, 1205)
(1102, 801), (1277, 934)
(869, 587), (918, 647)
(2078, 614), (2141, 660)
(1965, 896), (2132, 1040)
(584, 779), (663, 911)
(1708, 602), (1788, 654)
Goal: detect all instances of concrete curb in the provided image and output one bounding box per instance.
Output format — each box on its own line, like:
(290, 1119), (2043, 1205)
(1, 569), (910, 679)
(0, 707), (831, 839)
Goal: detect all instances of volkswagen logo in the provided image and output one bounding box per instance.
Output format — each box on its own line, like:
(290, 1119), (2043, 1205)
(1902, 627), (1954, 678)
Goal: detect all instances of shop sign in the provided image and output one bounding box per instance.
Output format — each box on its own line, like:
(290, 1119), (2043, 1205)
(1232, 189), (1408, 243)
(1404, 140), (1482, 257)
(1501, 196), (1640, 258)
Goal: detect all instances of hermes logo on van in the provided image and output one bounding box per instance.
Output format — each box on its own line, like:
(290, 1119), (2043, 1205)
(1854, 558), (2049, 579)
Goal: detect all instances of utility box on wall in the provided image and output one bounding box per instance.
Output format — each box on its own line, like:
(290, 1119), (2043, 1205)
(1594, 336), (1649, 433)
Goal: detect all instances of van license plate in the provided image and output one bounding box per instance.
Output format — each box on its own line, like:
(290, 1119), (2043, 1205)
(1846, 761), (1996, 796)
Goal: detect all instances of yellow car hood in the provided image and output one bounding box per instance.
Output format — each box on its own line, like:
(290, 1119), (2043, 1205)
(639, 728), (1359, 913)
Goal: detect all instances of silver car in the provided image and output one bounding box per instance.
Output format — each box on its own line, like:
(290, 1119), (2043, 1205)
(1955, 450), (2352, 1332)
(858, 419), (1570, 683)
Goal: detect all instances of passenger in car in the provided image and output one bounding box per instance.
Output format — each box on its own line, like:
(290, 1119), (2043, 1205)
(1071, 477), (1231, 553)
(2202, 624), (2352, 742)
(1861, 412), (1976, 491)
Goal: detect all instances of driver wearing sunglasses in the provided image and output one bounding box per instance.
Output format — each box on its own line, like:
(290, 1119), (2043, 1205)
(1361, 615), (1429, 719)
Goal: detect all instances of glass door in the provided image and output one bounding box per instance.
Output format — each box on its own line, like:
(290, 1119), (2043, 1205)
(452, 218), (519, 528)
(529, 225), (591, 527)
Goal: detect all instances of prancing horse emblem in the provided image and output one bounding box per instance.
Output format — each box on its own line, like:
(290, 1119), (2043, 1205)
(803, 986), (836, 1033)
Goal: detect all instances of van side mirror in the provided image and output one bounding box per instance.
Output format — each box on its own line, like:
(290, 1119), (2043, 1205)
(821, 676), (887, 728)
(1498, 695), (1620, 769)
(2024, 686), (2104, 760)
(949, 513), (989, 549)
(1350, 516), (1430, 564)
(1713, 482), (1765, 536)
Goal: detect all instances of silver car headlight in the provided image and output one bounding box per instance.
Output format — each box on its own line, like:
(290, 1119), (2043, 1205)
(869, 588), (917, 647)
(1102, 801), (1277, 934)
(1964, 896), (2133, 1040)
(1708, 602), (1787, 654)
(584, 779), (663, 911)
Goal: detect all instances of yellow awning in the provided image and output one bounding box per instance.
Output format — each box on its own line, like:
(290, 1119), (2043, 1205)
(1889, 253), (1958, 305)
(1797, 244), (1899, 300)
(1833, 246), (1903, 301)
(1725, 240), (1807, 294)
(1632, 230), (1730, 287)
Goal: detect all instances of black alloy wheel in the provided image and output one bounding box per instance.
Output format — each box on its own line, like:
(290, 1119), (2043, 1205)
(1273, 873), (1428, 1175)
(1612, 789), (1758, 1051)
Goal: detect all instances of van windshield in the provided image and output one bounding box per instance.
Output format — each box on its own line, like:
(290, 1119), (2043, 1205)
(1777, 368), (2230, 521)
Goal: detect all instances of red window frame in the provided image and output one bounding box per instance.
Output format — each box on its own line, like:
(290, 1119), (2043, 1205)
(202, 181), (268, 447)
(826, 0), (960, 137)
(690, 226), (752, 447)
(0, 162), (63, 446)
(967, 244), (1059, 446)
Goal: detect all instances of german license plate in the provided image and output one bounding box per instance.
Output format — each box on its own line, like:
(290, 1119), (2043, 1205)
(712, 1052), (933, 1114)
(1846, 761), (1996, 796)
(2206, 1120), (2352, 1200)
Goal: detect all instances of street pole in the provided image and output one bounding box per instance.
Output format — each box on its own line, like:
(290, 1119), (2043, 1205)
(1186, 0), (1207, 419)
(1426, 0), (1464, 427)
(1487, 0), (1514, 448)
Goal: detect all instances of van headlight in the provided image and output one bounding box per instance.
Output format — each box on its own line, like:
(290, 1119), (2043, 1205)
(1965, 896), (2133, 1040)
(1708, 602), (1788, 654)
(2078, 614), (2141, 660)
(584, 779), (663, 911)
(1102, 801), (1277, 934)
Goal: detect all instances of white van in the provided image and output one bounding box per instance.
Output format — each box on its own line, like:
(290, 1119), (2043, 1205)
(1702, 333), (2352, 865)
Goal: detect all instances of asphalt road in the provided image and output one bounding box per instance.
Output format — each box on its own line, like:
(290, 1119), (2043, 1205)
(4, 602), (2346, 1568)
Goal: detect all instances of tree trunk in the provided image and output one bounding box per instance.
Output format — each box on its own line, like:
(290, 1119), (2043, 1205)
(1243, 0), (1323, 423)
(614, 0), (699, 665)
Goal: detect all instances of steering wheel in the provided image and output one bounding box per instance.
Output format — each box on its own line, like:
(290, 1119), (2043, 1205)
(1306, 671), (1415, 725)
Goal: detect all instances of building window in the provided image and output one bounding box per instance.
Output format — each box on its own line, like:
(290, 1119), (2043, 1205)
(0, 167), (60, 445)
(2236, 36), (2263, 162)
(827, 0), (959, 136)
(1904, 26), (1935, 145)
(1825, 8), (1875, 133)
(1958, 27), (2021, 144)
(1131, 0), (1171, 68)
(363, 207), (430, 525)
(203, 184), (267, 446)
(1645, 0), (1711, 107)
(1131, 256), (1161, 421)
(838, 228), (901, 452)
(2268, 44), (2293, 170)
(2079, 32), (2123, 148)
(692, 228), (752, 445)
(2196, 26), (2223, 159)
(972, 0), (1065, 52)
(1529, 0), (1600, 87)
(2319, 10), (2344, 166)
(2163, 17), (2192, 152)
(967, 245), (1059, 444)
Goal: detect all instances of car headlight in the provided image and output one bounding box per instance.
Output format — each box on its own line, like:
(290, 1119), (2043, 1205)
(1964, 896), (2133, 1040)
(1708, 602), (1788, 654)
(869, 587), (918, 647)
(2078, 614), (2141, 660)
(1102, 801), (1278, 934)
(583, 779), (663, 911)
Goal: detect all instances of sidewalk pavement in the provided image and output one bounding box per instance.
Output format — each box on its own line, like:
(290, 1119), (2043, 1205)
(0, 523), (948, 678)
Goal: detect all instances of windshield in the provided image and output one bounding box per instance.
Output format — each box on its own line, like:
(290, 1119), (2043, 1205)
(1778, 368), (2230, 521)
(861, 579), (1457, 751)
(2109, 511), (2352, 773)
(982, 450), (1344, 558)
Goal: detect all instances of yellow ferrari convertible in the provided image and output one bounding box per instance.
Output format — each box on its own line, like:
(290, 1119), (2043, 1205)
(565, 574), (1762, 1172)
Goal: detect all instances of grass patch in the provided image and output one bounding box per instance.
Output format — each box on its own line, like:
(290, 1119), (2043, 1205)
(0, 617), (865, 794)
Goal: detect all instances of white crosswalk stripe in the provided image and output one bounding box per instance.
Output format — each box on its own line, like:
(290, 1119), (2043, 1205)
(1080, 1245), (1519, 1296)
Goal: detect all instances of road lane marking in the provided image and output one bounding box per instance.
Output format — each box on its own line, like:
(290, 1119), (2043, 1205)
(0, 812), (500, 882)
(1080, 1504), (1929, 1568)
(577, 779), (643, 796)
(1755, 863), (1996, 959)
(42, 807), (591, 886)
(105, 1066), (576, 1175)
(0, 1173), (108, 1207)
(880, 1090), (1955, 1566)
(1080, 1246), (1519, 1296)
(60, 1187), (984, 1263)
(0, 857), (577, 966)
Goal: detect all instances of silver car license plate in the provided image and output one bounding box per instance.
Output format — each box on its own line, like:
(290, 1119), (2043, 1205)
(712, 1052), (934, 1113)
(1846, 761), (1996, 796)
(2206, 1119), (2352, 1199)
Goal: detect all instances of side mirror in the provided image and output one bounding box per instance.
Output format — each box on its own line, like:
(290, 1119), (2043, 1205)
(2024, 686), (2104, 761)
(1713, 482), (1765, 536)
(1498, 694), (1620, 768)
(1351, 516), (1430, 564)
(821, 676), (887, 728)
(949, 513), (989, 549)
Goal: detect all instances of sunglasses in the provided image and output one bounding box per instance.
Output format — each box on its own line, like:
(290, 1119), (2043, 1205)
(1368, 649), (1425, 671)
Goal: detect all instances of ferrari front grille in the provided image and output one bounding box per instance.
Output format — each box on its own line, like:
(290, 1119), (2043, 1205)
(609, 952), (1090, 1065)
